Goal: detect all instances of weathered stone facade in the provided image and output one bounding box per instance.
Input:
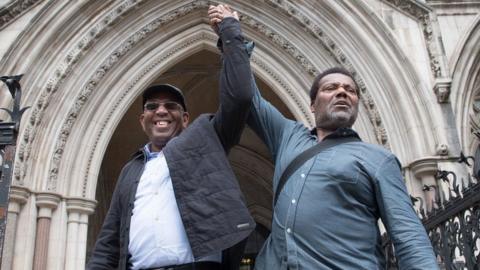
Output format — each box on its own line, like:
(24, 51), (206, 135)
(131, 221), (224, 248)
(0, 0), (478, 269)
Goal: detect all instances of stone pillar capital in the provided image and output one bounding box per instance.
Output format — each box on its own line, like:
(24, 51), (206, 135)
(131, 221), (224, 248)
(66, 197), (96, 215)
(9, 185), (30, 205)
(35, 192), (61, 219)
(410, 157), (439, 178)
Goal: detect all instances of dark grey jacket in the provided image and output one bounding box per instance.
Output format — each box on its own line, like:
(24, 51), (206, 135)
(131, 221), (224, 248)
(87, 18), (255, 270)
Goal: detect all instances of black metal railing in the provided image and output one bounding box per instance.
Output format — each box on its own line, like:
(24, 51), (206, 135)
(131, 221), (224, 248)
(0, 75), (28, 265)
(384, 148), (480, 270)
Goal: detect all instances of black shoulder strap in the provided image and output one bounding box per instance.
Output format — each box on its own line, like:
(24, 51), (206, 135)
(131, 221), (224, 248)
(274, 136), (360, 206)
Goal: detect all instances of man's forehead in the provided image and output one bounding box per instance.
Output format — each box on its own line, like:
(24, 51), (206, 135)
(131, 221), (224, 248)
(318, 73), (355, 86)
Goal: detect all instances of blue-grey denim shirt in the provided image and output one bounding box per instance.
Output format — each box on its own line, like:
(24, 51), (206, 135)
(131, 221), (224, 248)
(247, 83), (438, 270)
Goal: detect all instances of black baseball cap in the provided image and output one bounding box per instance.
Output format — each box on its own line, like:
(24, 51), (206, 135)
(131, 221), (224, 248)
(142, 84), (187, 111)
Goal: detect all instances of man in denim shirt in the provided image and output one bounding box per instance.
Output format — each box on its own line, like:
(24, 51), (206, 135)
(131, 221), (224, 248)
(210, 8), (438, 267)
(245, 66), (439, 269)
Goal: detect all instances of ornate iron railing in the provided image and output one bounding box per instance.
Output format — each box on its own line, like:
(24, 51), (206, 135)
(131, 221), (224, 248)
(0, 75), (28, 265)
(384, 148), (480, 270)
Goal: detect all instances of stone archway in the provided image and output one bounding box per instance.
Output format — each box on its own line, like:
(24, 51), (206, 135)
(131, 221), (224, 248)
(0, 1), (456, 269)
(451, 16), (480, 156)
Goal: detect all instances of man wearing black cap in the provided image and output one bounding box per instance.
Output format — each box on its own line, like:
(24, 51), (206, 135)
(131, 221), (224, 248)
(87, 5), (254, 270)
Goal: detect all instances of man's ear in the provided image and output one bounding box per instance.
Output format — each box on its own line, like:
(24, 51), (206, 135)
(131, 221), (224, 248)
(139, 113), (146, 129)
(310, 103), (315, 113)
(182, 112), (190, 128)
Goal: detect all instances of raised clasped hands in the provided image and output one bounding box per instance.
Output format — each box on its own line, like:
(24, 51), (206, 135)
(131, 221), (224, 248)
(208, 4), (239, 34)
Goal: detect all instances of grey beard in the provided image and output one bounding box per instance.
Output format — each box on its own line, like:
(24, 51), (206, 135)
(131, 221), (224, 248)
(316, 110), (356, 131)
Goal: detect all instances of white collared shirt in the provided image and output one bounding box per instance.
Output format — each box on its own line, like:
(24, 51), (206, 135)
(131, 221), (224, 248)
(128, 149), (221, 269)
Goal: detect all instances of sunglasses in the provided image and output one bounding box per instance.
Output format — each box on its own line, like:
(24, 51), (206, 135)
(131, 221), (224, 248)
(144, 101), (183, 112)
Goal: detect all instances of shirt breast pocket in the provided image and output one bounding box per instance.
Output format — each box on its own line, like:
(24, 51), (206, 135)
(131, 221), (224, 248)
(325, 153), (360, 184)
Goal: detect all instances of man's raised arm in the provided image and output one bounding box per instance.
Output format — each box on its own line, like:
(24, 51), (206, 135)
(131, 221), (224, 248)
(208, 5), (254, 152)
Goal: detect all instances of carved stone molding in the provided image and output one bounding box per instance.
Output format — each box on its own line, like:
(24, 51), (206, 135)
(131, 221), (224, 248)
(0, 0), (43, 30)
(48, 0), (321, 193)
(410, 157), (439, 178)
(7, 185), (30, 216)
(240, 15), (317, 76)
(382, 0), (446, 78)
(426, 0), (480, 8)
(66, 197), (96, 216)
(13, 0), (206, 187)
(19, 0), (390, 193)
(433, 77), (452, 103)
(15, 0), (149, 185)
(9, 185), (30, 205)
(58, 3), (212, 195)
(381, 0), (452, 104)
(35, 192), (61, 218)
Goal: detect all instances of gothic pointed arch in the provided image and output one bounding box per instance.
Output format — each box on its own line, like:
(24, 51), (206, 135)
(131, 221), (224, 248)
(451, 16), (480, 156)
(0, 1), (448, 234)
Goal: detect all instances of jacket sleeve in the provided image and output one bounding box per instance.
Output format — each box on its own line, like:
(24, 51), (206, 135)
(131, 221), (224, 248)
(374, 155), (439, 270)
(212, 17), (254, 152)
(214, 17), (293, 158)
(86, 169), (125, 269)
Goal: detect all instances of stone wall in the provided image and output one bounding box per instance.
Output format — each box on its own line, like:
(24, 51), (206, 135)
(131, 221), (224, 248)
(0, 0), (478, 269)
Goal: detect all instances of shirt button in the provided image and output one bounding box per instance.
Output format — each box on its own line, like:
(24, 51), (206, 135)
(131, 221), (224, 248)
(291, 199), (296, 204)
(286, 228), (292, 234)
(301, 173), (305, 178)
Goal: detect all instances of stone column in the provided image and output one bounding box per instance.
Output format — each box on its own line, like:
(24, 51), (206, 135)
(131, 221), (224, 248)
(33, 193), (61, 270)
(410, 158), (439, 212)
(64, 197), (96, 270)
(1, 185), (30, 270)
